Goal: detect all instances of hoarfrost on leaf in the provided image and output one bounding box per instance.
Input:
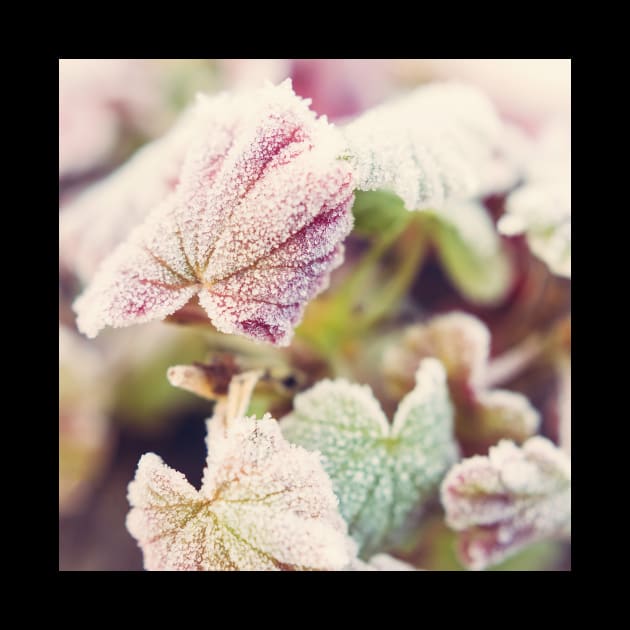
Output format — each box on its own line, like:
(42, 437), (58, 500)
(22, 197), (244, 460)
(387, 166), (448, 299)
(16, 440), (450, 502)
(74, 80), (355, 346)
(282, 358), (457, 557)
(441, 436), (571, 570)
(342, 83), (511, 211)
(126, 412), (353, 570)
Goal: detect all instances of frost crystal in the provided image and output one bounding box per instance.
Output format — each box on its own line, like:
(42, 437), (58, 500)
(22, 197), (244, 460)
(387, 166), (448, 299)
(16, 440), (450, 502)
(441, 436), (571, 570)
(383, 312), (539, 456)
(499, 120), (571, 278)
(126, 413), (353, 571)
(342, 83), (507, 210)
(74, 80), (355, 346)
(282, 358), (457, 556)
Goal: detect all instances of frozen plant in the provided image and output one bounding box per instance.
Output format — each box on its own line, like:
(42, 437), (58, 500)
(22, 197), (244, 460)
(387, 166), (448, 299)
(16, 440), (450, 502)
(60, 67), (570, 571)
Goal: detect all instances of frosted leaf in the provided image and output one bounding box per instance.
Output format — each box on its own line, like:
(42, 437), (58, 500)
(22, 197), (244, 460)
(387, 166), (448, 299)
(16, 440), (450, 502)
(342, 83), (507, 210)
(60, 104), (207, 282)
(383, 312), (539, 456)
(346, 553), (419, 571)
(441, 437), (571, 570)
(499, 120), (571, 277)
(74, 80), (355, 346)
(282, 358), (457, 556)
(425, 201), (513, 305)
(127, 413), (352, 570)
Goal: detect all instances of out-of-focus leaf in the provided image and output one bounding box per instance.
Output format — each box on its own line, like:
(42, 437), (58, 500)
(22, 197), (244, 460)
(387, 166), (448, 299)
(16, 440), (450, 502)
(59, 326), (114, 514)
(383, 312), (539, 456)
(351, 190), (410, 236)
(422, 202), (513, 305)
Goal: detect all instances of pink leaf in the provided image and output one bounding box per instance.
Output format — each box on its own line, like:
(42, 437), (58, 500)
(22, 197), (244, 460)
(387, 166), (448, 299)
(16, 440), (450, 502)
(74, 81), (355, 346)
(441, 437), (570, 570)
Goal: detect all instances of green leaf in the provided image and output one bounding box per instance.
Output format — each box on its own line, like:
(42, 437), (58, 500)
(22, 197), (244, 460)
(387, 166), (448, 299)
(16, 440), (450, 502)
(423, 201), (512, 305)
(351, 190), (410, 236)
(282, 358), (457, 557)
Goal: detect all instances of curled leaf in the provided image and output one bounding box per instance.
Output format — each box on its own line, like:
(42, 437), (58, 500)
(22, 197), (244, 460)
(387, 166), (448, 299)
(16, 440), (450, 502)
(282, 358), (457, 557)
(342, 83), (508, 210)
(441, 436), (571, 570)
(75, 80), (355, 346)
(127, 412), (353, 571)
(423, 201), (513, 305)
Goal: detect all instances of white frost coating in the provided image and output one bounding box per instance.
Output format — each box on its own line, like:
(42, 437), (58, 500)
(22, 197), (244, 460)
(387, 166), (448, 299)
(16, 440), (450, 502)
(391, 358), (447, 433)
(441, 436), (571, 570)
(342, 82), (506, 210)
(126, 413), (353, 571)
(74, 80), (355, 346)
(499, 119), (571, 278)
(282, 358), (456, 556)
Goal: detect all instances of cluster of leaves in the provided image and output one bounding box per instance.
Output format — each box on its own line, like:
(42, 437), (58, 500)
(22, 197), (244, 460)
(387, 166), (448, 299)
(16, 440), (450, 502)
(61, 78), (570, 570)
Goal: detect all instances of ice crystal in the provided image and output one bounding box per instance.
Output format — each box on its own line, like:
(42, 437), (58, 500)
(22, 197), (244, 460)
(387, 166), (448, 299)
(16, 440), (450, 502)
(282, 358), (457, 556)
(126, 413), (353, 570)
(383, 312), (539, 456)
(342, 83), (506, 210)
(499, 120), (571, 277)
(74, 80), (355, 346)
(441, 436), (571, 570)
